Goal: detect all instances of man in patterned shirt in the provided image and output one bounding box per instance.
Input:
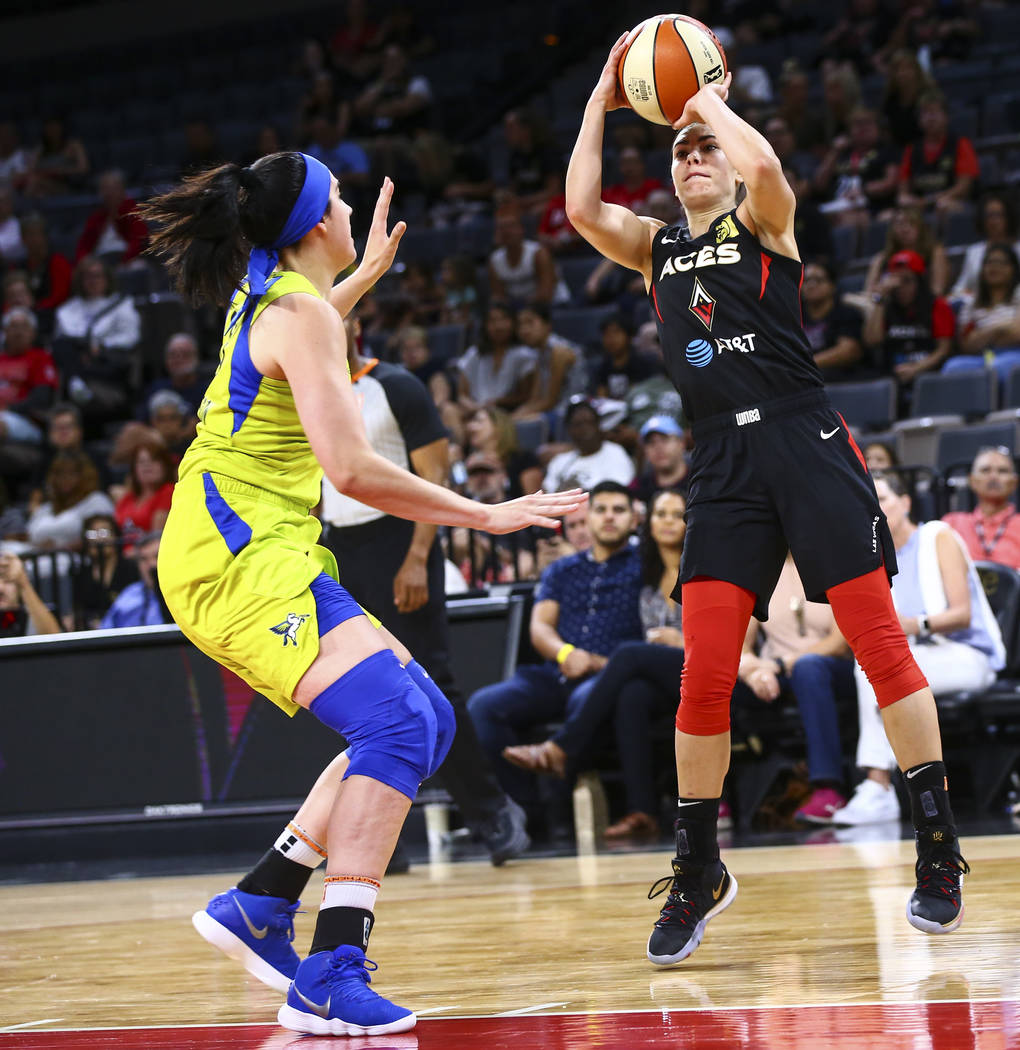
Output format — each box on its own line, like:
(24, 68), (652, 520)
(467, 480), (643, 822)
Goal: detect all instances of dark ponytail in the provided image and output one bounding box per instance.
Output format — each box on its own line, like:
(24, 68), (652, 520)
(141, 152), (310, 308)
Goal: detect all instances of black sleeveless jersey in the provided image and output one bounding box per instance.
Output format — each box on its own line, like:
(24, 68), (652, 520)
(648, 209), (823, 424)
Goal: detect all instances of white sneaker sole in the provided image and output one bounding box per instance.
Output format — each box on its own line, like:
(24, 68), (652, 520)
(906, 898), (965, 934)
(646, 873), (739, 966)
(192, 909), (293, 994)
(277, 1003), (417, 1035)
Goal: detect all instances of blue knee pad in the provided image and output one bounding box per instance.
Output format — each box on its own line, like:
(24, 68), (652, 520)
(309, 650), (437, 801)
(404, 660), (456, 777)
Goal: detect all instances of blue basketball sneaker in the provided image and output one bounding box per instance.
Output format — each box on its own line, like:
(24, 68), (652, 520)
(277, 946), (416, 1036)
(192, 887), (301, 993)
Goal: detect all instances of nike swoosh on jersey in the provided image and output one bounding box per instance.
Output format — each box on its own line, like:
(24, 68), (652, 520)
(234, 900), (269, 940)
(295, 987), (332, 1019)
(906, 763), (935, 779)
(820, 427), (840, 440)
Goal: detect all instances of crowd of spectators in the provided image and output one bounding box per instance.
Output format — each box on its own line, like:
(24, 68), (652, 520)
(1, 0), (1019, 835)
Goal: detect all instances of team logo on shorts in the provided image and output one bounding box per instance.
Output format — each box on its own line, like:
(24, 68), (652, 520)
(688, 278), (716, 331)
(270, 612), (310, 647)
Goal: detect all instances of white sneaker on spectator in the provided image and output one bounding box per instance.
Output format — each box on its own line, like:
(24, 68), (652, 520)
(830, 779), (900, 825)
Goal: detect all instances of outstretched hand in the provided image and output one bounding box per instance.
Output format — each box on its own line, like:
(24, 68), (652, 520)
(591, 32), (631, 112)
(485, 489), (588, 535)
(358, 177), (407, 283)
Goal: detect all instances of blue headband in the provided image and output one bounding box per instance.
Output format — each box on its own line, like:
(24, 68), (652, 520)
(246, 153), (333, 297)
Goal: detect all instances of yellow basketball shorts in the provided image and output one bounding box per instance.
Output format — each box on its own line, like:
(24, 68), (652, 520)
(158, 471), (378, 716)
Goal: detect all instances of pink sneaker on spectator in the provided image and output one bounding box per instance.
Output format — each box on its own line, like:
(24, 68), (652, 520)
(718, 801), (733, 830)
(795, 787), (847, 825)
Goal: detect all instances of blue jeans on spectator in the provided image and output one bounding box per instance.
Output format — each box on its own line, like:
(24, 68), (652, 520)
(467, 663), (600, 804)
(942, 349), (1020, 388)
(788, 654), (856, 785)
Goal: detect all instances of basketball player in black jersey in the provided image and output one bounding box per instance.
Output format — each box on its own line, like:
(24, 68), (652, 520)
(565, 36), (969, 965)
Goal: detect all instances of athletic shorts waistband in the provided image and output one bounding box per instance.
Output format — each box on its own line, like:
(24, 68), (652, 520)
(183, 470), (310, 515)
(691, 389), (831, 441)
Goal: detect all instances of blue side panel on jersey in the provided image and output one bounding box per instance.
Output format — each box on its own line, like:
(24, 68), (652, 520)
(227, 304), (264, 436)
(202, 472), (253, 556)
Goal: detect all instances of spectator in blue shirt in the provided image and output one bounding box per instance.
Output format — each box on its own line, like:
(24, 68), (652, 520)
(467, 481), (643, 819)
(100, 532), (169, 629)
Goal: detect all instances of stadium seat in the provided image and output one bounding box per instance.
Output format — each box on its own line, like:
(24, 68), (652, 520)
(892, 416), (965, 467)
(831, 225), (858, 266)
(825, 378), (897, 432)
(514, 417), (547, 452)
(1001, 366), (1020, 409)
(912, 369), (996, 419)
(549, 304), (618, 352)
(941, 206), (977, 248)
(935, 421), (1017, 472)
(426, 323), (467, 363)
(560, 255), (603, 305)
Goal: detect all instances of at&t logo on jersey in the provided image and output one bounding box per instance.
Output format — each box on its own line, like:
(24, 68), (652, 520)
(685, 332), (758, 368)
(659, 242), (741, 280)
(685, 338), (714, 367)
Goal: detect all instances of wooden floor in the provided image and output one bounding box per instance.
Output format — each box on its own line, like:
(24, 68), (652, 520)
(1, 833), (1018, 1047)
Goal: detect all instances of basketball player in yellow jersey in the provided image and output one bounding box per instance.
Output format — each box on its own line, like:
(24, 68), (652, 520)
(143, 152), (585, 1037)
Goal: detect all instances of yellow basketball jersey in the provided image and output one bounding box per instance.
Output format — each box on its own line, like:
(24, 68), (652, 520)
(178, 270), (323, 509)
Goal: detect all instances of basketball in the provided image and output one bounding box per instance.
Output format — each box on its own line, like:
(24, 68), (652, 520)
(617, 14), (728, 126)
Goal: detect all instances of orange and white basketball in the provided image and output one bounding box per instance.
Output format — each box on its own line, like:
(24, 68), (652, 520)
(617, 15), (728, 126)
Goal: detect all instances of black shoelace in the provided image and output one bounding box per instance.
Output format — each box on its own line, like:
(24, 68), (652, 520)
(648, 872), (697, 927)
(915, 847), (970, 899)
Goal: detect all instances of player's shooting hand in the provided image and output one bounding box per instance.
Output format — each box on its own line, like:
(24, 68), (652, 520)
(484, 489), (588, 535)
(359, 177), (407, 282)
(592, 32), (631, 111)
(393, 553), (429, 614)
(674, 72), (732, 128)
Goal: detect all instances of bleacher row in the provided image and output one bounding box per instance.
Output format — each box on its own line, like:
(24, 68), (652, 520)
(831, 370), (1020, 473)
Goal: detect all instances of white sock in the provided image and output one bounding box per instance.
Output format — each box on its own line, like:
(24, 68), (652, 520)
(274, 821), (328, 869)
(322, 874), (380, 912)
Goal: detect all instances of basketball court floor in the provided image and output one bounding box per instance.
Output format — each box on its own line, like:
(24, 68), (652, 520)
(1, 824), (1018, 1049)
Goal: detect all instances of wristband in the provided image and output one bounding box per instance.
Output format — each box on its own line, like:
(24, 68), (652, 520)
(556, 643), (576, 665)
(917, 613), (930, 639)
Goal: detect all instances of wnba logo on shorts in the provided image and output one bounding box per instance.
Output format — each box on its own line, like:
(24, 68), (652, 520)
(685, 338), (714, 367)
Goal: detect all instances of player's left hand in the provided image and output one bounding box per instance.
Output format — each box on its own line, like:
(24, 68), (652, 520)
(674, 72), (732, 129)
(359, 177), (407, 283)
(484, 489), (589, 534)
(393, 553), (429, 613)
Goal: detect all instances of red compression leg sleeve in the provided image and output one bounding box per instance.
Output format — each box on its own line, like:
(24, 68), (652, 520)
(826, 567), (928, 709)
(677, 577), (757, 735)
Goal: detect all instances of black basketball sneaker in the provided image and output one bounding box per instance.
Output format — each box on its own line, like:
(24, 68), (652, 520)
(646, 856), (738, 965)
(907, 825), (969, 934)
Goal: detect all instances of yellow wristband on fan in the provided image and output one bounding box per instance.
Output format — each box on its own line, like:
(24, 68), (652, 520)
(556, 643), (576, 665)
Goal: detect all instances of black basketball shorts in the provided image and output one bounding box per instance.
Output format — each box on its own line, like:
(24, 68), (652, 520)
(675, 389), (896, 620)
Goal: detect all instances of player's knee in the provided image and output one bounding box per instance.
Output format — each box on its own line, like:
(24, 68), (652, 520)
(855, 635), (927, 709)
(828, 569), (928, 709)
(404, 659), (455, 777)
(309, 650), (439, 801)
(346, 680), (438, 799)
(675, 654), (736, 735)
